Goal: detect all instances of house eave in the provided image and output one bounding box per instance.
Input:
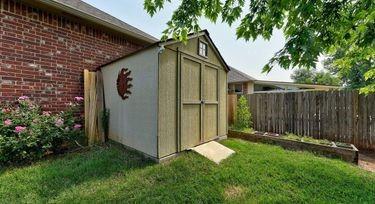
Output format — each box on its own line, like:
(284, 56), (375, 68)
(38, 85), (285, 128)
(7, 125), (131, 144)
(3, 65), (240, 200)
(254, 80), (341, 89)
(34, 0), (158, 44)
(228, 80), (254, 84)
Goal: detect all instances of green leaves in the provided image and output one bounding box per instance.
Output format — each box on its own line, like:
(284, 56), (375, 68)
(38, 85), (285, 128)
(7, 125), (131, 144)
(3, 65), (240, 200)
(364, 69), (375, 81)
(0, 98), (84, 165)
(360, 84), (375, 94)
(143, 0), (171, 16)
(234, 96), (252, 130)
(204, 0), (223, 22)
(291, 67), (342, 86)
(155, 0), (204, 42)
(144, 0), (375, 93)
(222, 0), (244, 26)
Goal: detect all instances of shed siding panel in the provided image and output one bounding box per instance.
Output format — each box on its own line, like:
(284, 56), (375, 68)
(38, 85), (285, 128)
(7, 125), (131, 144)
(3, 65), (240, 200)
(158, 49), (178, 157)
(182, 58), (202, 101)
(204, 104), (218, 140)
(102, 48), (158, 157)
(181, 105), (201, 150)
(166, 36), (223, 68)
(203, 66), (218, 102)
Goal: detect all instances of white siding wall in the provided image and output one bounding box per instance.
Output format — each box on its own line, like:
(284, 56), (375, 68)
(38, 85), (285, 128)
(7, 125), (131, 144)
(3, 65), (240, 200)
(102, 47), (159, 157)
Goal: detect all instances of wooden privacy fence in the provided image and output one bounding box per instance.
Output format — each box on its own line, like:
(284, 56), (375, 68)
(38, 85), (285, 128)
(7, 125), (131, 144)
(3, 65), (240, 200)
(228, 91), (375, 150)
(227, 93), (237, 125)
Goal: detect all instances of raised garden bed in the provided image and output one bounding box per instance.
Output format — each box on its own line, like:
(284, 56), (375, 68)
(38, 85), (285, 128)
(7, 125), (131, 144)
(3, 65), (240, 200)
(228, 130), (359, 164)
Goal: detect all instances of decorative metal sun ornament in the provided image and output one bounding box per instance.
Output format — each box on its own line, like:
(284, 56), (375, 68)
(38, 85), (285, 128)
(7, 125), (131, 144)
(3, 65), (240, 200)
(116, 68), (133, 100)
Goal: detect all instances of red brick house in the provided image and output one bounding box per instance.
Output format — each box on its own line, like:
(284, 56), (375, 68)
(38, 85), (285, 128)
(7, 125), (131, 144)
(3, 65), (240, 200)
(0, 0), (158, 111)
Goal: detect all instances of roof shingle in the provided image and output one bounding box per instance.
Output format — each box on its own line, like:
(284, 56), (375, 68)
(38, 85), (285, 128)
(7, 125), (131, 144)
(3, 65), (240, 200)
(228, 66), (256, 83)
(44, 0), (158, 43)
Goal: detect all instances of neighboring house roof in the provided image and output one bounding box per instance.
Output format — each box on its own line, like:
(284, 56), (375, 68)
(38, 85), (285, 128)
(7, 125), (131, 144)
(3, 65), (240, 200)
(228, 67), (340, 89)
(98, 30), (231, 71)
(253, 80), (340, 89)
(228, 66), (256, 83)
(34, 0), (158, 44)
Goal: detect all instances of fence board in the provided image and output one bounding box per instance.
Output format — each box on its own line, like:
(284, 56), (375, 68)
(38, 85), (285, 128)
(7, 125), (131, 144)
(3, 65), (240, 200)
(227, 94), (237, 125)
(228, 90), (375, 150)
(83, 69), (105, 145)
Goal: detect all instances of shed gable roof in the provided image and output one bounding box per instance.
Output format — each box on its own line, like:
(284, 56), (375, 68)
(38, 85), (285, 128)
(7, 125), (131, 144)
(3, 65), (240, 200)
(98, 30), (231, 71)
(160, 30), (230, 71)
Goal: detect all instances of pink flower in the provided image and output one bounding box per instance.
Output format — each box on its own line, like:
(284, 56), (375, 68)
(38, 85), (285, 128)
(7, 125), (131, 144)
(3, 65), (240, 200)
(18, 96), (29, 101)
(74, 96), (84, 102)
(15, 126), (26, 133)
(73, 124), (82, 130)
(42, 111), (51, 116)
(1, 108), (11, 113)
(4, 119), (12, 126)
(55, 118), (64, 127)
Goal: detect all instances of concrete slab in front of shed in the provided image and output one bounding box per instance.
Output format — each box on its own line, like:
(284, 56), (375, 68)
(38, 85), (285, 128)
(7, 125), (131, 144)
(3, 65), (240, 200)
(191, 141), (235, 164)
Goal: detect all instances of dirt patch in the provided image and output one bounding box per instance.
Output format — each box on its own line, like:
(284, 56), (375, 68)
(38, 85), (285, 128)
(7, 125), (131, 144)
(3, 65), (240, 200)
(224, 185), (245, 200)
(359, 151), (375, 173)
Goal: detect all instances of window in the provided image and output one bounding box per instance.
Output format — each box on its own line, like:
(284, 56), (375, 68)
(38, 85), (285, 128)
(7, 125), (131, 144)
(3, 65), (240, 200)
(228, 84), (235, 93)
(234, 84), (243, 94)
(198, 41), (208, 57)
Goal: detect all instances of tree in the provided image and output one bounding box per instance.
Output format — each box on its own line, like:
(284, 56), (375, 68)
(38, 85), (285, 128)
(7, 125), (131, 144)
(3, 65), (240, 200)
(144, 0), (374, 93)
(314, 71), (341, 86)
(323, 51), (375, 91)
(291, 68), (315, 85)
(234, 96), (252, 130)
(291, 68), (341, 86)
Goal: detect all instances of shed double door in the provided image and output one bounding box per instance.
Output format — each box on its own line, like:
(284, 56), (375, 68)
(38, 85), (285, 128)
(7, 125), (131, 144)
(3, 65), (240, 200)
(180, 56), (219, 150)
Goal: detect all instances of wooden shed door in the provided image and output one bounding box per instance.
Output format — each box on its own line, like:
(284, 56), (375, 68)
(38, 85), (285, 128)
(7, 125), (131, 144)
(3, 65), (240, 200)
(180, 56), (219, 150)
(203, 65), (219, 141)
(181, 57), (202, 150)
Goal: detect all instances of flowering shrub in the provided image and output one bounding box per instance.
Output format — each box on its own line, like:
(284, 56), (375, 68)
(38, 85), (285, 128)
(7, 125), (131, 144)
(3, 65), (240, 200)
(0, 96), (84, 165)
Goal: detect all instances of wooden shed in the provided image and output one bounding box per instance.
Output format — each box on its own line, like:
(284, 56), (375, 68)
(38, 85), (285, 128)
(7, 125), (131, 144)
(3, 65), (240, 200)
(99, 30), (229, 162)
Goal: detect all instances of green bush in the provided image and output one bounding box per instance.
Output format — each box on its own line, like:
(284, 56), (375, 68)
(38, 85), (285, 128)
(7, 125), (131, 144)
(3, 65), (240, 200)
(234, 96), (252, 130)
(0, 96), (84, 165)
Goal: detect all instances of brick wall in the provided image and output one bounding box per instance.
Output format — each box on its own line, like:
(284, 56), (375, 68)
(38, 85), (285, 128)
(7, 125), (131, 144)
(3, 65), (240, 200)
(0, 0), (145, 111)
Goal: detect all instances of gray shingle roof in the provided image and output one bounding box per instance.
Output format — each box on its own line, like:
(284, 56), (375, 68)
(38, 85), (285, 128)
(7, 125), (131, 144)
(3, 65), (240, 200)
(228, 66), (256, 83)
(44, 0), (158, 43)
(98, 30), (231, 71)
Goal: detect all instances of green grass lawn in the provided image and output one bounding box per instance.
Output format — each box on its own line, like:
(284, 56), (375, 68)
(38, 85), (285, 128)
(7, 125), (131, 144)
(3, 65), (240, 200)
(0, 139), (374, 203)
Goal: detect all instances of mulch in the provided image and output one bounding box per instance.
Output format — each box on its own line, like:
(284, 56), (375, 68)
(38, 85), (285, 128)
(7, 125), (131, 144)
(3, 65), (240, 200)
(359, 151), (375, 173)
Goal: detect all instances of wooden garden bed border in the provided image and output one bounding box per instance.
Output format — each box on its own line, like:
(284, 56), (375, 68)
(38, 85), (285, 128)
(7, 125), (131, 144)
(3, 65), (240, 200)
(228, 130), (359, 164)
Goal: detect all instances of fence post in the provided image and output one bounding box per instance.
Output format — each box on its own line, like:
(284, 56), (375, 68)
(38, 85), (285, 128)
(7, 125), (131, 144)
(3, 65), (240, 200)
(227, 94), (237, 126)
(84, 69), (90, 138)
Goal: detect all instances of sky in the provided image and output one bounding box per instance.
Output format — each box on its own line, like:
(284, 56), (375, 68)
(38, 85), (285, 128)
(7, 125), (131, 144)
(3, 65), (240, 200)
(82, 0), (312, 82)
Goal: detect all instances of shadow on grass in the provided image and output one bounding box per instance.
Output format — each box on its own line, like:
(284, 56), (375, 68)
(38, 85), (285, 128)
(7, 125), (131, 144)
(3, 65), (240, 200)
(1, 139), (374, 203)
(0, 143), (154, 202)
